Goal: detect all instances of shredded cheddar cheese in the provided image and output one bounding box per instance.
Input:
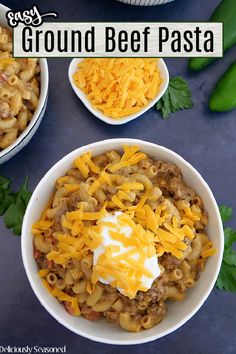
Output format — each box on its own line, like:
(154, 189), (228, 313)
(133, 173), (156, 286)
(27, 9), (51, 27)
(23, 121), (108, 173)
(201, 248), (217, 258)
(117, 182), (144, 192)
(32, 220), (54, 234)
(42, 279), (52, 292)
(38, 269), (50, 278)
(64, 183), (80, 192)
(91, 212), (158, 299)
(73, 58), (162, 119)
(109, 145), (147, 172)
(0, 58), (14, 70)
(88, 170), (112, 195)
(33, 145), (216, 305)
(74, 152), (94, 178)
(51, 287), (80, 316)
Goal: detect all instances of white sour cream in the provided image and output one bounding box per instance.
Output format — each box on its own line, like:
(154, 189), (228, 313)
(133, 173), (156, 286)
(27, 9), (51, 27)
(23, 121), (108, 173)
(93, 212), (160, 297)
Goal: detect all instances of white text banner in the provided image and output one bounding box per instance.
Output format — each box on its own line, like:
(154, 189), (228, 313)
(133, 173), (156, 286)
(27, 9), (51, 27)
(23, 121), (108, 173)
(13, 22), (223, 58)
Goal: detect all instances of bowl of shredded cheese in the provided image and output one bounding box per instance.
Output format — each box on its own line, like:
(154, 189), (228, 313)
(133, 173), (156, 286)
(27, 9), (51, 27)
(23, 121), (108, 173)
(21, 138), (223, 344)
(68, 58), (169, 125)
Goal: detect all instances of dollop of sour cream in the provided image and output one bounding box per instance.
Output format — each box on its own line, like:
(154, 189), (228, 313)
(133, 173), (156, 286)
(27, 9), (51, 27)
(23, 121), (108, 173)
(93, 212), (160, 298)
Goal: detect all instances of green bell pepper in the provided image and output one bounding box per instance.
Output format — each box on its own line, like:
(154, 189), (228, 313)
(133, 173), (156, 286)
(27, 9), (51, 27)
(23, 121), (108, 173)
(209, 60), (236, 111)
(189, 0), (236, 71)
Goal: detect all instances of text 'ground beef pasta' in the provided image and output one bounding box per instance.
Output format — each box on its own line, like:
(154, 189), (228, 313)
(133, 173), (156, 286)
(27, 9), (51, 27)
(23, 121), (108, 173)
(32, 146), (216, 332)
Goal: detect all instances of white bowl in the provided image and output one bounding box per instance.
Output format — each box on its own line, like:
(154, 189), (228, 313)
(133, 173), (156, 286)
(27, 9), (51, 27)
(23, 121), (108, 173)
(21, 138), (224, 345)
(117, 0), (174, 5)
(0, 4), (49, 164)
(68, 58), (169, 125)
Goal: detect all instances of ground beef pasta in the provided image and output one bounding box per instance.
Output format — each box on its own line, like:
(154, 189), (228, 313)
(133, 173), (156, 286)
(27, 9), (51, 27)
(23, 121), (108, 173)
(33, 146), (216, 332)
(0, 26), (40, 150)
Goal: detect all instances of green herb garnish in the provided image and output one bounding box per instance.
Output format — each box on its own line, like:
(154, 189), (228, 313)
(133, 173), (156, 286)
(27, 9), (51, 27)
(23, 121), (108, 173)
(156, 76), (193, 119)
(219, 205), (233, 223)
(0, 176), (15, 215)
(217, 205), (236, 292)
(0, 176), (31, 235)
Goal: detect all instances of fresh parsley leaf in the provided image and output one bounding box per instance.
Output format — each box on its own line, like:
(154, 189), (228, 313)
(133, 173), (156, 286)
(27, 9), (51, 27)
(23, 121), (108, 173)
(223, 227), (236, 250)
(0, 176), (15, 215)
(216, 263), (236, 292)
(216, 206), (236, 292)
(156, 90), (171, 119)
(156, 76), (193, 119)
(223, 248), (236, 266)
(3, 176), (31, 235)
(219, 205), (233, 224)
(0, 176), (10, 189)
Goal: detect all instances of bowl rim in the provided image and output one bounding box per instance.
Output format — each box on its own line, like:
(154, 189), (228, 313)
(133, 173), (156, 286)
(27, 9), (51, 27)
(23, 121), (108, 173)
(68, 58), (169, 125)
(0, 3), (49, 162)
(116, 0), (174, 5)
(21, 138), (224, 345)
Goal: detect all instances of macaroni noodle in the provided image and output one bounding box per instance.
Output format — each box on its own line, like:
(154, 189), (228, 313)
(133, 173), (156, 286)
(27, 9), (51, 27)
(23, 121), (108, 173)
(33, 146), (216, 332)
(0, 26), (40, 150)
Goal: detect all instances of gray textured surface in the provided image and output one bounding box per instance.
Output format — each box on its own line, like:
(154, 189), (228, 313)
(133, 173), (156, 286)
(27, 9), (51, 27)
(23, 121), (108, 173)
(0, 0), (236, 353)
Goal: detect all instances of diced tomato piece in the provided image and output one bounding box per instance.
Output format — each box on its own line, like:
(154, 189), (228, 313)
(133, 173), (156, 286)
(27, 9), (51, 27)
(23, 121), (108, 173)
(83, 310), (101, 321)
(46, 259), (53, 269)
(33, 249), (41, 259)
(0, 73), (8, 83)
(64, 301), (75, 316)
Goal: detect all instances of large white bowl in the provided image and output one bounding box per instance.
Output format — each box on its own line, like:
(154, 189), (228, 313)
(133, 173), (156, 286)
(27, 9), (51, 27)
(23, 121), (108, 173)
(21, 139), (224, 345)
(0, 4), (49, 164)
(68, 58), (169, 125)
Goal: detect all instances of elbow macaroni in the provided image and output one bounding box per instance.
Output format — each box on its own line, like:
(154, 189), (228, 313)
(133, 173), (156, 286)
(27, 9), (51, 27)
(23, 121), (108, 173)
(32, 146), (216, 332)
(0, 26), (40, 150)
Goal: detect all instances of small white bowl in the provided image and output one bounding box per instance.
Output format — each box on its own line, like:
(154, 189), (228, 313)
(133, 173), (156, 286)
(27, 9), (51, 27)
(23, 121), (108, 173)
(117, 0), (174, 5)
(68, 58), (169, 125)
(21, 138), (224, 345)
(0, 4), (49, 164)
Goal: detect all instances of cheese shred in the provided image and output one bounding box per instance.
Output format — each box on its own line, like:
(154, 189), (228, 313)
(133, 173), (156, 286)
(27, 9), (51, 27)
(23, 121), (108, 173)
(33, 145), (216, 303)
(73, 58), (162, 119)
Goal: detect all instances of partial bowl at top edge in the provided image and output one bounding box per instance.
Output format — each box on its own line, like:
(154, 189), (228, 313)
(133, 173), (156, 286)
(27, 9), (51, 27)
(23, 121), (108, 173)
(117, 0), (174, 6)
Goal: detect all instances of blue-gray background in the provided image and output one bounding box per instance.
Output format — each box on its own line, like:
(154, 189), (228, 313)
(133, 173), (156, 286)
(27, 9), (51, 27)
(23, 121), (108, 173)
(0, 0), (235, 353)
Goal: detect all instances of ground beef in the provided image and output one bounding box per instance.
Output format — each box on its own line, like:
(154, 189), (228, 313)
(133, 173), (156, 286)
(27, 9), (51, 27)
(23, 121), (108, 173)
(80, 305), (102, 321)
(168, 177), (195, 201)
(35, 251), (54, 270)
(155, 161), (182, 179)
(117, 297), (140, 315)
(104, 309), (119, 323)
(136, 283), (165, 303)
(152, 161), (195, 201)
(146, 301), (167, 318)
(34, 152), (209, 332)
(159, 254), (181, 271)
(53, 202), (69, 231)
(67, 191), (82, 211)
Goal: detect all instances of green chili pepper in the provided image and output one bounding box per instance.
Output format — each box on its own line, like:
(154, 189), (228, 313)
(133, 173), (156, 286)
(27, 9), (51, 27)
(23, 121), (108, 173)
(209, 61), (236, 112)
(189, 0), (236, 71)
